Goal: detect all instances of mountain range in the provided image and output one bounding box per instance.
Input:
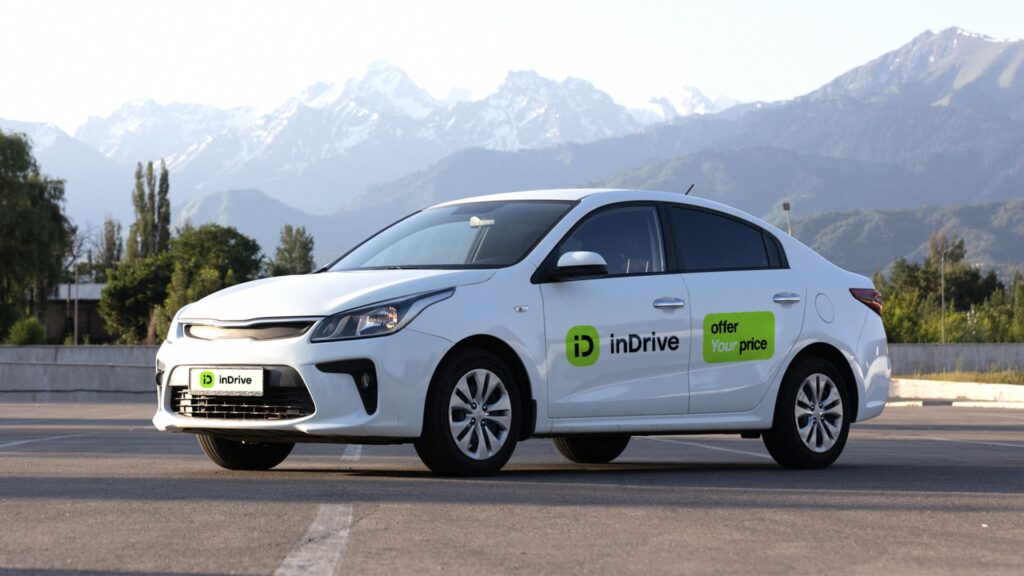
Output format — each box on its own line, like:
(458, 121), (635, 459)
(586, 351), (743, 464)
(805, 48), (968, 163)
(3, 27), (1023, 276)
(1, 63), (735, 224)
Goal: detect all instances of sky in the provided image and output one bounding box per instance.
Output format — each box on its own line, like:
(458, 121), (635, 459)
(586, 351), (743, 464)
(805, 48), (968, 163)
(2, 0), (1023, 133)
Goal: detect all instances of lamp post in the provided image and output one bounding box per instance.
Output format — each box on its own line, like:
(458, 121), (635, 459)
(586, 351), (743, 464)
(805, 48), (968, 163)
(939, 244), (955, 344)
(782, 202), (792, 236)
(73, 256), (79, 346)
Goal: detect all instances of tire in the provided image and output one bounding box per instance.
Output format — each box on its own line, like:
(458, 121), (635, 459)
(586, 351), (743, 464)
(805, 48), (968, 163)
(552, 435), (630, 464)
(196, 433), (294, 471)
(763, 356), (851, 469)
(414, 348), (522, 476)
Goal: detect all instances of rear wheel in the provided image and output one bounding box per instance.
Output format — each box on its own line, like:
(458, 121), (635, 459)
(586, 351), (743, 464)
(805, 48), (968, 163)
(553, 435), (631, 464)
(763, 356), (850, 469)
(196, 433), (294, 470)
(415, 348), (521, 476)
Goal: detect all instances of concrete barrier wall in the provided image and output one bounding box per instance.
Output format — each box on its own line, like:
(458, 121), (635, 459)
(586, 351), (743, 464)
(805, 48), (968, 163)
(1, 344), (1021, 402)
(0, 345), (158, 402)
(889, 344), (1024, 374)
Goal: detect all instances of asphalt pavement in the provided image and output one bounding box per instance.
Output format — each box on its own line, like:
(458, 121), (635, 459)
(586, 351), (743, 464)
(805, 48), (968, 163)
(2, 402), (1023, 575)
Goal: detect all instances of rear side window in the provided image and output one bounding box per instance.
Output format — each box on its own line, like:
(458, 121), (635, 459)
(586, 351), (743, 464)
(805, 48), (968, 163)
(558, 206), (665, 275)
(668, 207), (770, 271)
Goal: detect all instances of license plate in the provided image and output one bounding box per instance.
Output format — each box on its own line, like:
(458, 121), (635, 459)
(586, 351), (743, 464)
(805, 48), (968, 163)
(189, 368), (264, 396)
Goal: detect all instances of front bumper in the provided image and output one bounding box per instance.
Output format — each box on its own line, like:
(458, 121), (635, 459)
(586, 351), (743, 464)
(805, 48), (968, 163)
(152, 328), (452, 440)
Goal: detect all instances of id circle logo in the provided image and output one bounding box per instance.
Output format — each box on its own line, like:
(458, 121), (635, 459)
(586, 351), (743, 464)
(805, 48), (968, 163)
(199, 370), (215, 389)
(566, 325), (600, 367)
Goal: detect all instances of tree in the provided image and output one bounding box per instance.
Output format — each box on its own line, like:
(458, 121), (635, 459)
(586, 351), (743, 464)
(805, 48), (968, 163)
(156, 160), (171, 253)
(95, 216), (123, 282)
(0, 130), (72, 336)
(1012, 271), (1024, 343)
(269, 224), (315, 276)
(126, 162), (148, 260)
(125, 159), (171, 260)
(876, 233), (1021, 343)
(154, 224), (263, 339)
(98, 253), (173, 343)
(5, 317), (45, 345)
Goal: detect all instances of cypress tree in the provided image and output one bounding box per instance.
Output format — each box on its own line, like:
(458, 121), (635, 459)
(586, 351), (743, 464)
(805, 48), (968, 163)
(155, 160), (171, 254)
(145, 161), (156, 256)
(126, 163), (148, 260)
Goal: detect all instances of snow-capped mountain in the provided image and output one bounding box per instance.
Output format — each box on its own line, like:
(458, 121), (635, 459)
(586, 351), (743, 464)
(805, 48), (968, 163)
(427, 71), (643, 151)
(4, 61), (739, 223)
(631, 87), (739, 123)
(75, 100), (257, 165)
(163, 63), (664, 212)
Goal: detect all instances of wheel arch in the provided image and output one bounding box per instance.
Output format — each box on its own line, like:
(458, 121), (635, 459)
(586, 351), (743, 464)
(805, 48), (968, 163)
(785, 342), (859, 423)
(427, 334), (536, 440)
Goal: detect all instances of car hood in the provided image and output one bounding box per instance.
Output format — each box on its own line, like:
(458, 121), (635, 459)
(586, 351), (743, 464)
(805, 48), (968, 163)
(179, 269), (495, 322)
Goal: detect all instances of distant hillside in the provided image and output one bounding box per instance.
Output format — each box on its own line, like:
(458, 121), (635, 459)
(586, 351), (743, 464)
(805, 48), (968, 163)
(807, 28), (1024, 118)
(0, 119), (131, 226)
(601, 147), (943, 221)
(174, 189), (346, 265)
(793, 200), (1024, 276)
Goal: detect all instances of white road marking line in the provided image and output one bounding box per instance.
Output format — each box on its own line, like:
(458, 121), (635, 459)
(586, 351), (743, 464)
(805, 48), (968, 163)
(646, 437), (773, 460)
(275, 504), (354, 576)
(340, 444), (362, 462)
(918, 436), (1024, 450)
(857, 433), (1024, 450)
(0, 432), (94, 449)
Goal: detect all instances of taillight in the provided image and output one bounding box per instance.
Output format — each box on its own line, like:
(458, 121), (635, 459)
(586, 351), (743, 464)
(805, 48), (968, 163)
(850, 288), (883, 316)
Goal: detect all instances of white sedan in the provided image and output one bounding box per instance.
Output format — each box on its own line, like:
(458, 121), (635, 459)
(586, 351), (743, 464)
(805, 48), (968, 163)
(153, 189), (890, 476)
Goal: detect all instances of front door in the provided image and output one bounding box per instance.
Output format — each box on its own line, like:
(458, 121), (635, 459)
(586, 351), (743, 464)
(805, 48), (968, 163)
(540, 205), (691, 418)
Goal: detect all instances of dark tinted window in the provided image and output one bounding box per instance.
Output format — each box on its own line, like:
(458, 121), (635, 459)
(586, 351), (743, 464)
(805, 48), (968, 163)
(669, 207), (770, 271)
(558, 206), (664, 275)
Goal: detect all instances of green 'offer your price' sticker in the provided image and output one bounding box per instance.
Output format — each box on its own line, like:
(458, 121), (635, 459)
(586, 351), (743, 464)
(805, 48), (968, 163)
(703, 312), (775, 363)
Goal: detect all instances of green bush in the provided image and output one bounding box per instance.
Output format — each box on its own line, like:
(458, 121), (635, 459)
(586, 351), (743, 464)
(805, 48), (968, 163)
(5, 317), (45, 345)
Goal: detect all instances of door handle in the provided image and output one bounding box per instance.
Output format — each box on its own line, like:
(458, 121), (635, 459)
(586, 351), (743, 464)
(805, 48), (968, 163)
(653, 297), (686, 310)
(773, 292), (801, 304)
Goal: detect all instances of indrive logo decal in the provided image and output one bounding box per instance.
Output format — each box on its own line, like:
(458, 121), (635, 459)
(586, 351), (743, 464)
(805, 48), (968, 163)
(703, 312), (775, 363)
(199, 370), (215, 389)
(566, 325), (600, 367)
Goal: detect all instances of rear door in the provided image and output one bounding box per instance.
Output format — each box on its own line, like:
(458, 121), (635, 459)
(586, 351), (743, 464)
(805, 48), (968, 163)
(665, 206), (806, 414)
(540, 205), (692, 418)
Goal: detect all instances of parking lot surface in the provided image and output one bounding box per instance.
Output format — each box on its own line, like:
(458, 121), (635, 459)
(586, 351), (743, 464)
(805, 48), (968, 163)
(2, 403), (1023, 575)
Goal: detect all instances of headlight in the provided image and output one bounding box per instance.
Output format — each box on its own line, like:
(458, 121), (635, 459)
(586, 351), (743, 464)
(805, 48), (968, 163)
(309, 288), (454, 342)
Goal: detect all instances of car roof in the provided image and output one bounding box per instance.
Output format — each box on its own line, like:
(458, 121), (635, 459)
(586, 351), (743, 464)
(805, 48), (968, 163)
(432, 187), (688, 204)
(432, 188), (612, 206)
(430, 188), (790, 241)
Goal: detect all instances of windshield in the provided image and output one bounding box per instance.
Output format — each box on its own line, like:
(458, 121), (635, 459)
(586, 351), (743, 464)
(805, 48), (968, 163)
(330, 200), (573, 270)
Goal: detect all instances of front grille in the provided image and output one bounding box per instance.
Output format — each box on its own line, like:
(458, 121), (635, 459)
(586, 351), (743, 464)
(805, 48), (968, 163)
(170, 366), (315, 420)
(184, 321), (314, 341)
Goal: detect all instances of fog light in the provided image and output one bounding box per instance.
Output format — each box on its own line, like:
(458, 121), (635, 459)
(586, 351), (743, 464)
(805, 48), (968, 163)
(315, 359), (378, 415)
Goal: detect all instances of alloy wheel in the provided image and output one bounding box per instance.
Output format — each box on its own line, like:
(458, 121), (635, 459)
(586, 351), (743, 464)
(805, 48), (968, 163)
(794, 373), (844, 453)
(447, 368), (513, 460)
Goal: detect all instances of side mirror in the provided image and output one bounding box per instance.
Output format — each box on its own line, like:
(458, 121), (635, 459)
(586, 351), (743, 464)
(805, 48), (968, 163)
(550, 251), (608, 281)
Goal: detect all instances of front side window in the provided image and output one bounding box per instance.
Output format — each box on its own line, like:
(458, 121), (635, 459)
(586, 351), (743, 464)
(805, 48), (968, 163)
(331, 201), (572, 270)
(669, 207), (769, 271)
(558, 206), (665, 276)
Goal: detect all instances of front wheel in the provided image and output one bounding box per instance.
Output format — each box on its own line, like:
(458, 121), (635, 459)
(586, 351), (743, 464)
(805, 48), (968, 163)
(763, 356), (850, 469)
(553, 435), (631, 464)
(196, 433), (294, 470)
(415, 348), (521, 476)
